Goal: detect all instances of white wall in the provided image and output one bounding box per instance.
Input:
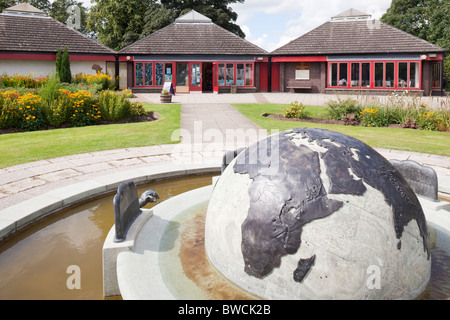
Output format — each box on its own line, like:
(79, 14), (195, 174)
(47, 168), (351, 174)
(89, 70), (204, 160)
(0, 59), (108, 77)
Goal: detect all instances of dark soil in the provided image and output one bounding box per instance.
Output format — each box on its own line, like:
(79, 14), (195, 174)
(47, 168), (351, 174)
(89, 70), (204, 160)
(0, 111), (159, 135)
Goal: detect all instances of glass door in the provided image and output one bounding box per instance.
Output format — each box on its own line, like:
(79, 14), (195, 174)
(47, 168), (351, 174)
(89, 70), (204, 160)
(176, 62), (189, 93)
(190, 63), (202, 91)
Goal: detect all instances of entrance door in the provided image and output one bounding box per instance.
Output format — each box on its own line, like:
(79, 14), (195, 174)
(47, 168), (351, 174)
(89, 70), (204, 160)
(190, 63), (202, 92)
(176, 62), (189, 93)
(202, 62), (213, 92)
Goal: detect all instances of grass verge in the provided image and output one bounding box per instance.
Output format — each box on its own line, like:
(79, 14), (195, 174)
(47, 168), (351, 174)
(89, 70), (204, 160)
(232, 104), (450, 157)
(0, 103), (180, 168)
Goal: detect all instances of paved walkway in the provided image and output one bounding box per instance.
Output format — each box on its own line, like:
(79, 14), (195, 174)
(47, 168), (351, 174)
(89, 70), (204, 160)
(0, 93), (449, 211)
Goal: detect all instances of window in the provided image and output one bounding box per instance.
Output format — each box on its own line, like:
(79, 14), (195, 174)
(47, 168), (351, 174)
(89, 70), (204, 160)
(361, 63), (370, 87)
(398, 62), (408, 88)
(226, 63), (234, 85)
(218, 63), (225, 86)
(385, 62), (395, 88)
(410, 62), (419, 88)
(191, 63), (201, 88)
(295, 62), (310, 80)
(135, 62), (144, 86)
(375, 63), (383, 88)
(339, 63), (348, 87)
(155, 62), (164, 86)
(245, 64), (253, 86)
(330, 63), (338, 87)
(165, 63), (173, 82)
(236, 64), (245, 86)
(432, 62), (441, 88)
(351, 63), (360, 87)
(328, 60), (421, 90)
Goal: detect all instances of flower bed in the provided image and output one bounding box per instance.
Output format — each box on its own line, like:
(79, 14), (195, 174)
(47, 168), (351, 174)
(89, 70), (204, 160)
(0, 73), (145, 132)
(280, 94), (449, 132)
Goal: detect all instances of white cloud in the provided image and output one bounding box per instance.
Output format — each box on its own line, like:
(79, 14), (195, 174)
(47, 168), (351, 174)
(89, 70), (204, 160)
(232, 0), (392, 52)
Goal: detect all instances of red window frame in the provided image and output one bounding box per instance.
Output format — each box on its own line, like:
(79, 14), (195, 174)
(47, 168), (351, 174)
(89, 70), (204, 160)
(327, 60), (422, 90)
(216, 62), (255, 87)
(134, 61), (175, 88)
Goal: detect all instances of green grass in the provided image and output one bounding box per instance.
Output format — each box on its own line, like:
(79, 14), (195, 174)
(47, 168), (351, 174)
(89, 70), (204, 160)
(0, 103), (180, 168)
(232, 104), (450, 157)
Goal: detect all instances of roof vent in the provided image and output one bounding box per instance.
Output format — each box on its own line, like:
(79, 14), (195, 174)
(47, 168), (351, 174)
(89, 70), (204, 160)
(175, 10), (212, 24)
(331, 8), (371, 21)
(2, 3), (48, 18)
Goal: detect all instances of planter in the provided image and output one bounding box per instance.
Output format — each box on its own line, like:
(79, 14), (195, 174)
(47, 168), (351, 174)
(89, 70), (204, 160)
(160, 94), (172, 103)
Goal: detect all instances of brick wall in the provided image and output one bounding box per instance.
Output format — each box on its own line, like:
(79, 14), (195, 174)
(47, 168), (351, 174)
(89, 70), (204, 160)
(422, 61), (432, 96)
(281, 62), (327, 93)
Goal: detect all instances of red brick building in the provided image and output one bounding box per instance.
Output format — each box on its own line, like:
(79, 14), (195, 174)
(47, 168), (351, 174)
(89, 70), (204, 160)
(270, 9), (446, 96)
(118, 11), (269, 94)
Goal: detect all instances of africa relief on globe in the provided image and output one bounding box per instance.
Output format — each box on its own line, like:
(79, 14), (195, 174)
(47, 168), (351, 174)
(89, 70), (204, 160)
(233, 128), (430, 282)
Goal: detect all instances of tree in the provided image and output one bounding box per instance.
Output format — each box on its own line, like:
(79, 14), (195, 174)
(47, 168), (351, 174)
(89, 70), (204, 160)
(55, 49), (62, 79)
(60, 46), (72, 83)
(381, 0), (450, 90)
(160, 0), (245, 38)
(87, 0), (155, 51)
(0, 0), (51, 13)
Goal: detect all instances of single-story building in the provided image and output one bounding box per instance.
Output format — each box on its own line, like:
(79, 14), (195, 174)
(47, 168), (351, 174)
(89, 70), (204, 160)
(270, 9), (446, 96)
(0, 3), (116, 78)
(118, 10), (269, 94)
(0, 5), (446, 95)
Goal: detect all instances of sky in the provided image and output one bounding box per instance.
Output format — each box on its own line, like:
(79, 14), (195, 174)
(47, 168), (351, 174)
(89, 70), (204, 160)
(71, 0), (393, 52)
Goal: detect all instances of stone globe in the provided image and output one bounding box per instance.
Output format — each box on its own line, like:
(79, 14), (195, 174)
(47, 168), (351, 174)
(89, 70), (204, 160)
(205, 128), (431, 300)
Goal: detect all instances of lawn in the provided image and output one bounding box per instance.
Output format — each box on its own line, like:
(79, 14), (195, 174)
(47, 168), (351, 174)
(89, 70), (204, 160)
(0, 103), (180, 168)
(232, 104), (450, 157)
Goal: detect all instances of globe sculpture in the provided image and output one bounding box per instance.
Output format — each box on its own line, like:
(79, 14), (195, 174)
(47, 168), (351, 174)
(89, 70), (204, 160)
(205, 128), (431, 300)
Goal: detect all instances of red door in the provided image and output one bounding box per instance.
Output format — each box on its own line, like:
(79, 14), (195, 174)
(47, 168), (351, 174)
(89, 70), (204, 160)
(213, 62), (219, 93)
(259, 62), (268, 92)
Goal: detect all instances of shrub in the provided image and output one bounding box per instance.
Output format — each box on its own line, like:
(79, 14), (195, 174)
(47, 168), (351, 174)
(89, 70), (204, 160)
(283, 101), (309, 119)
(60, 46), (72, 84)
(98, 90), (145, 121)
(73, 72), (114, 91)
(326, 97), (363, 121)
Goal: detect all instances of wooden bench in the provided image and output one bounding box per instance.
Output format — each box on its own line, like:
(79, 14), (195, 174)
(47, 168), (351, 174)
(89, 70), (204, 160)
(286, 80), (311, 93)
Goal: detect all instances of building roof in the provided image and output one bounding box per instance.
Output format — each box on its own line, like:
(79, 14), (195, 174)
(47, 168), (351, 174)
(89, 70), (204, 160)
(331, 8), (371, 20)
(271, 9), (445, 56)
(119, 10), (267, 56)
(0, 4), (116, 55)
(3, 3), (46, 14)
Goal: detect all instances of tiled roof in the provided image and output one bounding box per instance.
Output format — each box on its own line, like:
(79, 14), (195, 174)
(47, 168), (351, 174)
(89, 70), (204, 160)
(271, 19), (445, 55)
(119, 14), (268, 56)
(0, 13), (116, 55)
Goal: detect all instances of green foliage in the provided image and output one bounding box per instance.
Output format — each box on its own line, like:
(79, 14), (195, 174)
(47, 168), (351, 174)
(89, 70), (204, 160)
(381, 0), (450, 88)
(87, 0), (246, 50)
(161, 0), (245, 38)
(39, 75), (61, 107)
(0, 75), (146, 131)
(0, 0), (51, 13)
(326, 97), (363, 121)
(283, 101), (309, 119)
(60, 47), (72, 84)
(55, 49), (62, 79)
(49, 0), (88, 34)
(98, 90), (146, 121)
